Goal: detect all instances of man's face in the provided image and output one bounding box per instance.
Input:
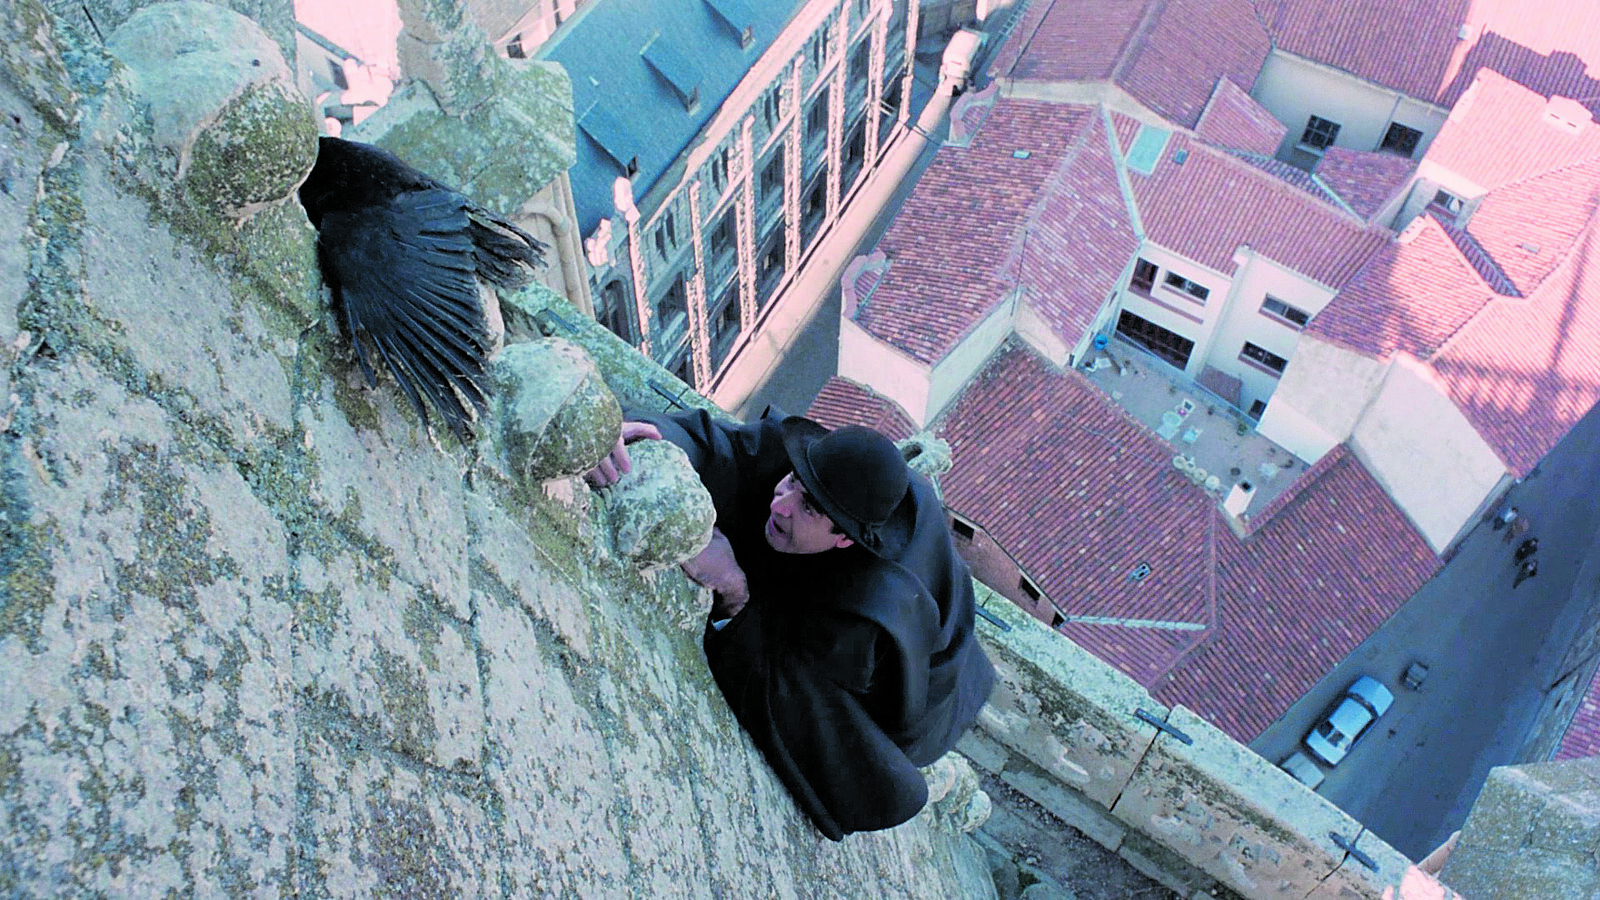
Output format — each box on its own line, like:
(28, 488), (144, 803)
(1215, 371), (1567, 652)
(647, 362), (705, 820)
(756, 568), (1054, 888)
(765, 472), (854, 555)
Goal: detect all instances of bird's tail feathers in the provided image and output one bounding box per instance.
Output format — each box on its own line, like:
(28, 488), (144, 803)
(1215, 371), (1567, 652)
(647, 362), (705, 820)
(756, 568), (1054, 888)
(467, 209), (548, 290)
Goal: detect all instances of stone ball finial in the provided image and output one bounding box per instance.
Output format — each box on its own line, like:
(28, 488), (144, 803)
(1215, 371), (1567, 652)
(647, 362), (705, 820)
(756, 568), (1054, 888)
(107, 1), (317, 219)
(491, 338), (621, 483)
(602, 440), (716, 572)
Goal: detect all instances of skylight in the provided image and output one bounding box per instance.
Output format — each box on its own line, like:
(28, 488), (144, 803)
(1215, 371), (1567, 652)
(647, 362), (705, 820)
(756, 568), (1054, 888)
(1126, 124), (1171, 176)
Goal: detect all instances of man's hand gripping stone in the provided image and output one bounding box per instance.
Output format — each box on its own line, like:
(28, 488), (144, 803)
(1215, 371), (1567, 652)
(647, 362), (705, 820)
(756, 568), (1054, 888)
(584, 420), (749, 619)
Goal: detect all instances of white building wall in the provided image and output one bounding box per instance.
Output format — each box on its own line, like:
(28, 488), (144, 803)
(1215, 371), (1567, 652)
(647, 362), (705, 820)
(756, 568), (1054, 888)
(1252, 51), (1447, 162)
(1256, 335), (1387, 463)
(1203, 250), (1336, 415)
(839, 317), (934, 425)
(926, 291), (1018, 421)
(1115, 245), (1231, 378)
(1014, 299), (1073, 367)
(1349, 355), (1506, 552)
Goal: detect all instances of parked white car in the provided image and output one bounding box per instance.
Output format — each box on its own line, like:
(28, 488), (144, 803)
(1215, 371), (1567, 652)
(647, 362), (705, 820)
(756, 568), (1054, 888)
(1304, 675), (1394, 766)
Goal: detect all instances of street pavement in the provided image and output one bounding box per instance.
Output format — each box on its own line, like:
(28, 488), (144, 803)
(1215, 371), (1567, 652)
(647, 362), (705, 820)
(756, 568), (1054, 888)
(1250, 403), (1600, 860)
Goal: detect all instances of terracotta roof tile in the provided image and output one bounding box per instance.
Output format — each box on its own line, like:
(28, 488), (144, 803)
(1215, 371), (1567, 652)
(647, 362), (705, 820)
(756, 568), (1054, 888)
(804, 377), (918, 441)
(1196, 78), (1288, 156)
(1427, 70), (1600, 193)
(1432, 231), (1600, 476)
(1266, 1), (1600, 113)
(992, 0), (1152, 85)
(1133, 133), (1390, 288)
(1463, 157), (1600, 297)
(857, 101), (1120, 365)
(1314, 146), (1415, 221)
(1114, 0), (1274, 128)
(1308, 214), (1495, 359)
(937, 344), (1438, 741)
(1555, 664), (1600, 761)
(995, 0), (1270, 129)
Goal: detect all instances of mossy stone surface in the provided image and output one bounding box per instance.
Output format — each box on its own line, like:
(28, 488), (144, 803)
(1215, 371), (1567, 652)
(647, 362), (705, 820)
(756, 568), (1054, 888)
(491, 338), (622, 483)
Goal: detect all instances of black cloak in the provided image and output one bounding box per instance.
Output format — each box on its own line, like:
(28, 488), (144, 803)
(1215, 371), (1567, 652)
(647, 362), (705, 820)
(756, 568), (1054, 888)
(642, 408), (995, 840)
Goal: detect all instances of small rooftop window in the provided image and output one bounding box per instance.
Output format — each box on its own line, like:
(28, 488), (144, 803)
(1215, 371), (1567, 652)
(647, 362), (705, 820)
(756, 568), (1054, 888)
(579, 103), (637, 174)
(1543, 96), (1591, 135)
(1126, 124), (1171, 175)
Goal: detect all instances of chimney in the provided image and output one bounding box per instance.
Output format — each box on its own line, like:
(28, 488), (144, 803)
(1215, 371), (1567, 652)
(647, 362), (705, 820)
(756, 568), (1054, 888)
(1223, 480), (1256, 518)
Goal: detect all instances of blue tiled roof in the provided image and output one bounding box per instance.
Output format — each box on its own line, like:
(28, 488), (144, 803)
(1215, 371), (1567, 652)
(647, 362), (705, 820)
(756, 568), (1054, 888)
(540, 0), (808, 236)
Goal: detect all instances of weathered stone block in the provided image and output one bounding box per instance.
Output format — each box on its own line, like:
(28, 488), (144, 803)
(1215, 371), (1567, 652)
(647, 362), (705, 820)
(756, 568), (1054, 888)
(1111, 705), (1356, 899)
(293, 549), (485, 773)
(2, 356), (295, 896)
(77, 161), (301, 435)
(602, 438), (716, 572)
(472, 588), (631, 897)
(358, 2), (575, 210)
(974, 590), (1161, 808)
(106, 1), (317, 220)
(1310, 828), (1439, 899)
(297, 731), (503, 898)
(491, 337), (621, 483)
(303, 379), (472, 619)
(1440, 759), (1600, 899)
(1, 0), (79, 130)
(999, 757), (1128, 852)
(466, 491), (598, 660)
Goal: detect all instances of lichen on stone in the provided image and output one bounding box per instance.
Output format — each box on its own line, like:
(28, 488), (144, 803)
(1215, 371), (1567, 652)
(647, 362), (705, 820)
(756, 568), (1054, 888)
(491, 338), (621, 484)
(601, 439), (716, 574)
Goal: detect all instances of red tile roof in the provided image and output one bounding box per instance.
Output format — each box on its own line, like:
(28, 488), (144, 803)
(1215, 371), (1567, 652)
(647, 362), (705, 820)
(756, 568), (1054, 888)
(1132, 133), (1390, 288)
(1195, 78), (1288, 156)
(994, 0), (1272, 129)
(804, 376), (917, 441)
(856, 100), (1118, 365)
(1431, 230), (1600, 476)
(1308, 215), (1496, 359)
(1159, 442), (1439, 739)
(936, 343), (1437, 741)
(1461, 157), (1600, 298)
(1314, 146), (1415, 221)
(1555, 664), (1600, 761)
(1009, 114), (1141, 348)
(1266, 1), (1600, 113)
(991, 0), (1151, 85)
(1115, 0), (1274, 128)
(1427, 71), (1600, 193)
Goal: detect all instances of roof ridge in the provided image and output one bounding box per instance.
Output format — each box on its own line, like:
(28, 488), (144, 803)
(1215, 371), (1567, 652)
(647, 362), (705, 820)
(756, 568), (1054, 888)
(1201, 142), (1367, 223)
(1109, 0), (1170, 86)
(1001, 107), (1108, 285)
(1435, 196), (1600, 362)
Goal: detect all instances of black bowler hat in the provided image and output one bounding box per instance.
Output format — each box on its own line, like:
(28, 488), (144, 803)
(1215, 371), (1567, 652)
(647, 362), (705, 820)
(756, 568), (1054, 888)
(780, 416), (915, 556)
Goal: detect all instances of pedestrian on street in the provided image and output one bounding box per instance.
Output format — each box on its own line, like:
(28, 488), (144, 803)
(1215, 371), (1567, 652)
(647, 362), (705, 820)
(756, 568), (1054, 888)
(1515, 557), (1538, 587)
(1505, 515), (1531, 544)
(1493, 505), (1519, 531)
(1515, 537), (1540, 562)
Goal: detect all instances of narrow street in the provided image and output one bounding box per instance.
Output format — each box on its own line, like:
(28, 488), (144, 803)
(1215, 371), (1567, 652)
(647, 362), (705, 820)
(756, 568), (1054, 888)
(1250, 404), (1600, 859)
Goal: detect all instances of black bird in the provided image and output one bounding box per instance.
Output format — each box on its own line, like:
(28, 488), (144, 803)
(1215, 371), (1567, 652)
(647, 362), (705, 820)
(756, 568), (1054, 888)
(299, 136), (547, 440)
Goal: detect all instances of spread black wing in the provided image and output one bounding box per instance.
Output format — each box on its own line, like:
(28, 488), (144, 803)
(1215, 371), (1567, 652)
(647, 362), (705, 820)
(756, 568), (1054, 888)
(317, 188), (489, 439)
(300, 137), (547, 439)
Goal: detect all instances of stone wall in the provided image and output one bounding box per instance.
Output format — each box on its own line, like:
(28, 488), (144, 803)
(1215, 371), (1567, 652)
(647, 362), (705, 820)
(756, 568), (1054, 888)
(0, 2), (995, 896)
(1439, 758), (1600, 898)
(961, 595), (1460, 899)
